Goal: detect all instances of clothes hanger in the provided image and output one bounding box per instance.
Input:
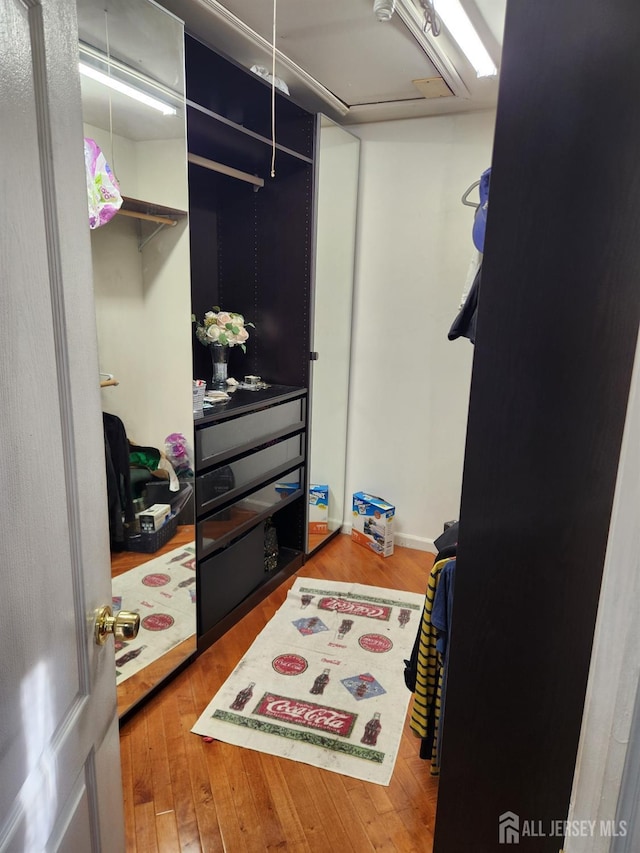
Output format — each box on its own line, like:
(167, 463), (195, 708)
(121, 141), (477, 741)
(461, 180), (481, 208)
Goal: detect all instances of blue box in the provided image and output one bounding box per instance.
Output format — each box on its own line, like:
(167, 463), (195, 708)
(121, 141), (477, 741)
(352, 492), (395, 557)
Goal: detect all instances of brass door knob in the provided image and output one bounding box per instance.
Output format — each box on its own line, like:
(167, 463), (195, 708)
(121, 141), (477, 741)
(95, 605), (140, 646)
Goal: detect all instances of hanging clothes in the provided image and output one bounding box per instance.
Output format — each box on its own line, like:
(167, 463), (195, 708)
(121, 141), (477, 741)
(103, 412), (135, 550)
(458, 249), (482, 312)
(448, 262), (481, 343)
(408, 555), (454, 776)
(448, 167), (491, 344)
(431, 557), (457, 767)
(472, 167), (491, 253)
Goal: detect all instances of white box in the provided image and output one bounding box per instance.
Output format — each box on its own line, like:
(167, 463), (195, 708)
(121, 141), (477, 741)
(138, 503), (171, 533)
(351, 492), (395, 557)
(309, 484), (329, 534)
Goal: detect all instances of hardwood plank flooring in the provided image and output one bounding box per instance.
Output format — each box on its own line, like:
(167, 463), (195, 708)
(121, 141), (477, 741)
(120, 534), (438, 852)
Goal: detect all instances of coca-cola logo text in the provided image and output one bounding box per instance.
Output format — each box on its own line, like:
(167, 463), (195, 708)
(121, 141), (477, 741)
(272, 654), (308, 675)
(255, 693), (356, 736)
(318, 597), (391, 621)
(141, 613), (174, 631)
(142, 573), (171, 587)
(358, 634), (393, 653)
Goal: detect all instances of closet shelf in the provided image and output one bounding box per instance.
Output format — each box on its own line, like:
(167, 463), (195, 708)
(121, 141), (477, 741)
(117, 196), (188, 250)
(186, 100), (314, 166)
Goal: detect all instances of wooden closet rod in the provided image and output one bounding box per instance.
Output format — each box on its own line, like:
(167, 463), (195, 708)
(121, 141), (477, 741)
(187, 153), (265, 189)
(117, 209), (178, 227)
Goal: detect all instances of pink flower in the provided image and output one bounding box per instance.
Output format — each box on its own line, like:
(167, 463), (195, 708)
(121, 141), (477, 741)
(235, 326), (249, 343)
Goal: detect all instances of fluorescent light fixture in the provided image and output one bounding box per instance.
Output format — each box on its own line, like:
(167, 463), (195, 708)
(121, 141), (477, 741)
(78, 62), (177, 115)
(431, 0), (497, 77)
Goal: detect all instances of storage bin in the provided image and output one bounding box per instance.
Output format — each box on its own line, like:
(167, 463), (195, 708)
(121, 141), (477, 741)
(125, 483), (193, 554)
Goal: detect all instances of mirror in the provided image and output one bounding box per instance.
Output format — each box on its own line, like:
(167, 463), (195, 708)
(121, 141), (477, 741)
(76, 0), (195, 717)
(307, 117), (360, 553)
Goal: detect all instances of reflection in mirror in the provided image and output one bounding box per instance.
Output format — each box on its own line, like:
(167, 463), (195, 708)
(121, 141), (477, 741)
(308, 117), (360, 553)
(76, 0), (195, 717)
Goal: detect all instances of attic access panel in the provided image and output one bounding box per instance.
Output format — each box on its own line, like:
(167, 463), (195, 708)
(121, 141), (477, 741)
(218, 0), (442, 107)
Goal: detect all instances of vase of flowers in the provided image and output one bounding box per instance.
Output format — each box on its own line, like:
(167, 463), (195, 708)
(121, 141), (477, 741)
(192, 307), (254, 390)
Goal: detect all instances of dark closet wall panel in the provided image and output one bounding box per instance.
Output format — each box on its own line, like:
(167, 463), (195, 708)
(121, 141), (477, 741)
(255, 165), (313, 387)
(188, 164), (258, 383)
(434, 1), (640, 851)
(186, 35), (314, 158)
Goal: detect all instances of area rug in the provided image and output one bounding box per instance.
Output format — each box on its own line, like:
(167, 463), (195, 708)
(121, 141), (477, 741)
(191, 577), (424, 786)
(111, 542), (196, 685)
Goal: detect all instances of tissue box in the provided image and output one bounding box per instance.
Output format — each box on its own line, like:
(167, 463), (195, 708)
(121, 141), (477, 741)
(309, 484), (329, 534)
(351, 492), (395, 557)
(138, 503), (171, 533)
(275, 481), (299, 499)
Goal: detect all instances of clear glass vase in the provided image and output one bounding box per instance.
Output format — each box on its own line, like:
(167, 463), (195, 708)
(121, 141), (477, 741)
(210, 343), (229, 390)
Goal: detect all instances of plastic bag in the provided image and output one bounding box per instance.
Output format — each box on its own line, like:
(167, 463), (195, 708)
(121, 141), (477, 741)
(165, 433), (193, 477)
(84, 137), (122, 229)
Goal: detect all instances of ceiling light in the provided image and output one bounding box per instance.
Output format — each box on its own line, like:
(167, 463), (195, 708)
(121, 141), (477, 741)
(78, 62), (177, 116)
(426, 0), (496, 77)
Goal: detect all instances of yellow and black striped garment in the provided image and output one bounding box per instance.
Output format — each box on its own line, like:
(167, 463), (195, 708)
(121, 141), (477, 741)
(408, 556), (451, 776)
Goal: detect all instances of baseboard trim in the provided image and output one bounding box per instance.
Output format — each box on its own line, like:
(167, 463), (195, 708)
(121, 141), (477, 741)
(340, 525), (436, 554)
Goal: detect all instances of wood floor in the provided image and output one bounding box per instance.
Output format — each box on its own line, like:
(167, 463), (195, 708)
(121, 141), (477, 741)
(119, 534), (438, 852)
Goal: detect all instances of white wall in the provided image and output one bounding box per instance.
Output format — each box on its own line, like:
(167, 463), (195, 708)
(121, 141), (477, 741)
(345, 110), (496, 550)
(85, 123), (192, 453)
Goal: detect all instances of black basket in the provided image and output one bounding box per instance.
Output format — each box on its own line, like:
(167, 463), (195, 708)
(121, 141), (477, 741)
(124, 482), (193, 554)
(124, 513), (180, 554)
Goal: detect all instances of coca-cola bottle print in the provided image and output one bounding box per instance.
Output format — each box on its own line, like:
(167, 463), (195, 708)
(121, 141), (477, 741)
(337, 619), (353, 640)
(310, 668), (330, 695)
(356, 679), (369, 698)
(398, 608), (411, 628)
(230, 682), (255, 711)
(175, 577), (196, 590)
(300, 594), (314, 608)
(361, 712), (382, 746)
(115, 645), (147, 667)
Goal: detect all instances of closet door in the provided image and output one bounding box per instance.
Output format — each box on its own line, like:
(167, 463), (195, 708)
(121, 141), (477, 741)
(433, 1), (640, 851)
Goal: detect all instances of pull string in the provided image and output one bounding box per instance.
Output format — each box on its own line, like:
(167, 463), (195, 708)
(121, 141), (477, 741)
(270, 0), (277, 178)
(104, 8), (118, 182)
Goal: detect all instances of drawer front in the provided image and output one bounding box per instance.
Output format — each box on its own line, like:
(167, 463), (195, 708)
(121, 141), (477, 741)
(197, 398), (304, 468)
(198, 467), (303, 559)
(198, 522), (266, 636)
(196, 433), (303, 516)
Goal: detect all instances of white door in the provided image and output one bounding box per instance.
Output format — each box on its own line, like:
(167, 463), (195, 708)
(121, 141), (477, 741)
(0, 0), (125, 850)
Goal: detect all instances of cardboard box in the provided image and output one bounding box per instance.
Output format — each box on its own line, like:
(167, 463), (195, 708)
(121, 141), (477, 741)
(351, 492), (395, 557)
(309, 484), (329, 534)
(138, 503), (171, 533)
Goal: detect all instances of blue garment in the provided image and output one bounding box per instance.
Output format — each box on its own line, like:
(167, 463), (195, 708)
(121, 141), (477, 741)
(432, 558), (456, 657)
(472, 167), (491, 252)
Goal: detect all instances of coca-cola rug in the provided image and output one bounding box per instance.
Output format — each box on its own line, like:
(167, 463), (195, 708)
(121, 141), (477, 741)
(191, 577), (424, 785)
(111, 542), (196, 684)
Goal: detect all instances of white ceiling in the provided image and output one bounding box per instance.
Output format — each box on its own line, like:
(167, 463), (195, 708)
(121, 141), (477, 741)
(162, 0), (506, 124)
(77, 0), (507, 141)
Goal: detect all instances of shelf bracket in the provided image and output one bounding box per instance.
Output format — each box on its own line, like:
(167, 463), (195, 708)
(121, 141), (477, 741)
(138, 222), (167, 251)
